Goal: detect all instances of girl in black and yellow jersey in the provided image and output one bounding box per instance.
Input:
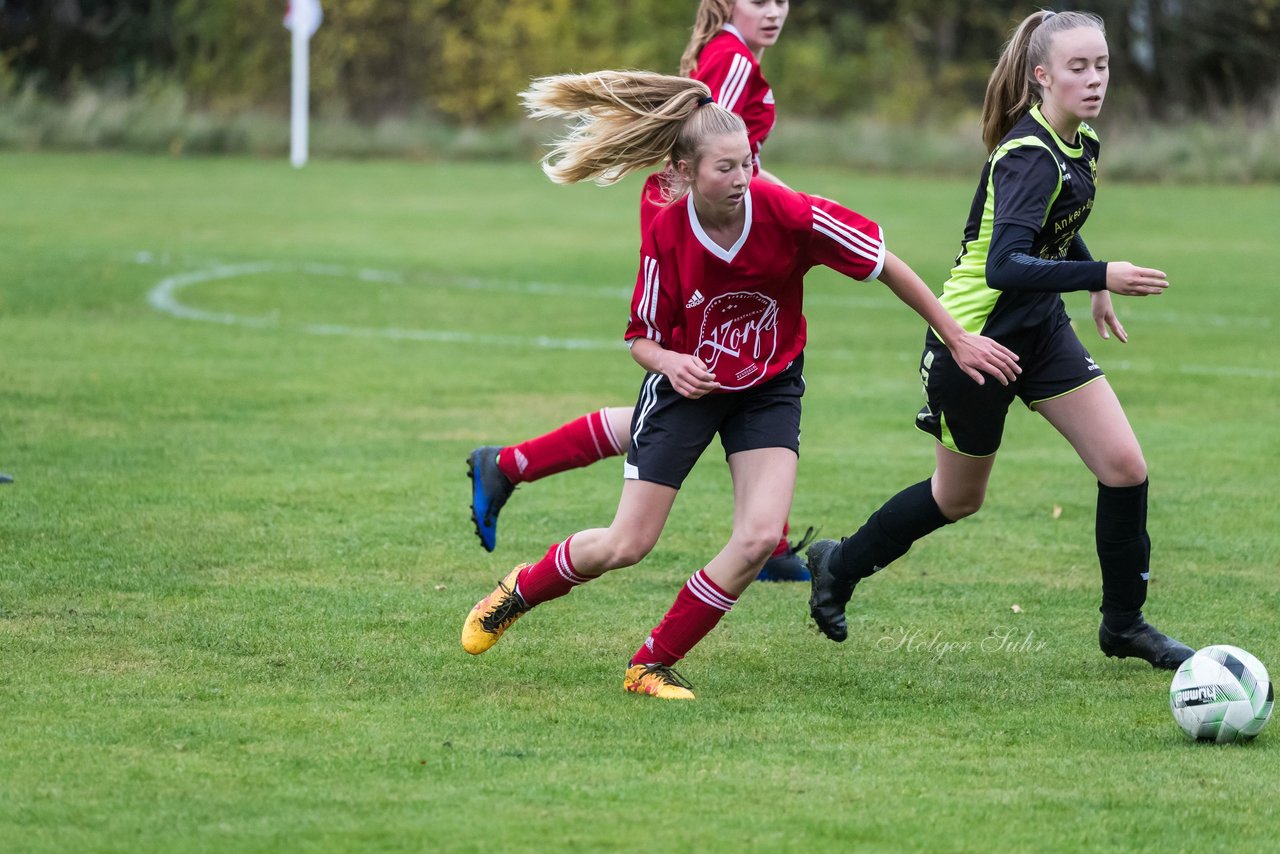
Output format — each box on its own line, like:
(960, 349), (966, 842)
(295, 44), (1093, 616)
(807, 10), (1195, 670)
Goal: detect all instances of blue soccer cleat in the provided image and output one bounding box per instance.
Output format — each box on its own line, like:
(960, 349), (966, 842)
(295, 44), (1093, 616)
(467, 446), (515, 552)
(756, 526), (816, 582)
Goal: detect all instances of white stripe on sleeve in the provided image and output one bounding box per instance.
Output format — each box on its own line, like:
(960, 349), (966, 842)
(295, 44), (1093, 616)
(639, 255), (662, 343)
(718, 55), (751, 111)
(811, 208), (885, 272)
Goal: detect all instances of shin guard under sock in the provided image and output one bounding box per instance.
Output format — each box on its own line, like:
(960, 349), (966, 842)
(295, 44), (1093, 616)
(1096, 479), (1150, 630)
(832, 479), (952, 581)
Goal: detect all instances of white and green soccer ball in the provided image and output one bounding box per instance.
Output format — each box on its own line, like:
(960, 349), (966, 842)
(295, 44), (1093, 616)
(1169, 645), (1273, 743)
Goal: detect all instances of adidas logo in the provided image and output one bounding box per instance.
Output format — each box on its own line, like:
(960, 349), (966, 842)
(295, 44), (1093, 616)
(685, 289), (705, 309)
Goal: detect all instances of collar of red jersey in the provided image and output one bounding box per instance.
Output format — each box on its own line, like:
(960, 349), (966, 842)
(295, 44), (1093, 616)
(686, 189), (753, 264)
(721, 23), (747, 47)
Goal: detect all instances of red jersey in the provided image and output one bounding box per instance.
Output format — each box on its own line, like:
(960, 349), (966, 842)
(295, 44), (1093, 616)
(626, 180), (886, 391)
(640, 26), (777, 232)
(695, 25), (775, 167)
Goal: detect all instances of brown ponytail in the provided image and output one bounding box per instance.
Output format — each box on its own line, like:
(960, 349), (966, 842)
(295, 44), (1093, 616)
(981, 10), (1106, 152)
(679, 0), (736, 77)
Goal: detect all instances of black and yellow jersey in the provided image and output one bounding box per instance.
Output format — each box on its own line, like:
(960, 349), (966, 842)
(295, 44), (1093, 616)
(941, 104), (1107, 337)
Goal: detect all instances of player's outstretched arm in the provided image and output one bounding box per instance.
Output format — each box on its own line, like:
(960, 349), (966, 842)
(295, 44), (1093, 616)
(1105, 261), (1169, 296)
(877, 251), (1022, 386)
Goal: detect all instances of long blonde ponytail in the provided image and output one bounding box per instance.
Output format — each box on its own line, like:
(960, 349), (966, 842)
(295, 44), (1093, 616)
(521, 70), (745, 187)
(981, 10), (1106, 152)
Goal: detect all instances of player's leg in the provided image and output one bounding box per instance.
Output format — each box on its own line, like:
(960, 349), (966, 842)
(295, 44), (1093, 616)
(1036, 377), (1193, 669)
(467, 406), (632, 552)
(756, 520), (815, 583)
(461, 478), (676, 655)
(809, 333), (1010, 641)
(465, 372), (720, 659)
(808, 446), (996, 642)
(624, 365), (801, 700)
(626, 447), (796, 700)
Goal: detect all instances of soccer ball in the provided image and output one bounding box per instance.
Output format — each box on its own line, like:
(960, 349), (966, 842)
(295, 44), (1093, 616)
(1169, 645), (1274, 743)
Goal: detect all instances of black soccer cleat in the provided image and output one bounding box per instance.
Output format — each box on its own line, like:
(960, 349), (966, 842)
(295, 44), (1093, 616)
(807, 538), (857, 642)
(467, 446), (516, 552)
(1099, 617), (1195, 671)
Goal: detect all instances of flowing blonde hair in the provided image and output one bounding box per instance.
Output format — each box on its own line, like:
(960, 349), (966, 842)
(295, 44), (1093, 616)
(679, 0), (736, 76)
(981, 10), (1106, 152)
(521, 70), (746, 190)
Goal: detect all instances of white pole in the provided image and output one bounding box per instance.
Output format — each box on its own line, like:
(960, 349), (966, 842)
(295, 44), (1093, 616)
(290, 21), (310, 168)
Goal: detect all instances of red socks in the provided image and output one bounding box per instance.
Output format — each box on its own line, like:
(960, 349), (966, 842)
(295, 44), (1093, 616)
(497, 409), (623, 484)
(631, 570), (738, 667)
(514, 537), (592, 607)
(516, 554), (742, 667)
(769, 521), (791, 558)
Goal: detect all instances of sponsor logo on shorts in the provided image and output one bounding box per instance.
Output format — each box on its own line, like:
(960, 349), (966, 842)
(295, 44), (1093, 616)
(1086, 356), (1100, 372)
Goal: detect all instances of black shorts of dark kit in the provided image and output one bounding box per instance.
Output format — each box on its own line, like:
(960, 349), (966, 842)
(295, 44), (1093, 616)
(915, 312), (1105, 457)
(625, 354), (805, 489)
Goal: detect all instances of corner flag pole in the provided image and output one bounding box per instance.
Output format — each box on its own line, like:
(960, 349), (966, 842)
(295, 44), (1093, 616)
(290, 22), (310, 168)
(285, 0), (323, 169)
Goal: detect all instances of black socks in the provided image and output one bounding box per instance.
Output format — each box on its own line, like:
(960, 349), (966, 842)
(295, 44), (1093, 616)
(832, 479), (953, 581)
(1097, 479), (1151, 631)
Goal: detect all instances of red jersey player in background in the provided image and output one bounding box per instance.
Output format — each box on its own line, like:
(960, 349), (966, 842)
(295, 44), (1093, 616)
(460, 70), (1021, 700)
(466, 1), (817, 582)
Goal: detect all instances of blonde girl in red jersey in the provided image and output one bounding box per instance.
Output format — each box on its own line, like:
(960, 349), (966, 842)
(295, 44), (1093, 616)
(467, 1), (814, 580)
(460, 70), (1022, 700)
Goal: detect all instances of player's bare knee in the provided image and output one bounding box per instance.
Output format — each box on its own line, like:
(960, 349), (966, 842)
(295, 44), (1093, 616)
(1101, 454), (1147, 488)
(938, 492), (984, 521)
(602, 534), (655, 569)
(732, 528), (783, 566)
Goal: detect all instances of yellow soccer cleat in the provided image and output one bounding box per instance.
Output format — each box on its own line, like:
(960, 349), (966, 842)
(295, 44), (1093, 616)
(461, 565), (530, 655)
(623, 663), (696, 700)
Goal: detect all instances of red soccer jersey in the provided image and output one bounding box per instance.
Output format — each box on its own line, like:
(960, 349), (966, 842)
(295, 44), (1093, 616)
(640, 25), (777, 233)
(626, 180), (886, 391)
(694, 25), (775, 167)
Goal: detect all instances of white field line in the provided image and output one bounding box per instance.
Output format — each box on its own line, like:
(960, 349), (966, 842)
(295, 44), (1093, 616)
(140, 255), (1277, 377)
(145, 258), (622, 351)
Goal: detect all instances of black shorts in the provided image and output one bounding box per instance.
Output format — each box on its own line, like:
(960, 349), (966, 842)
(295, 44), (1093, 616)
(625, 355), (805, 488)
(914, 313), (1104, 457)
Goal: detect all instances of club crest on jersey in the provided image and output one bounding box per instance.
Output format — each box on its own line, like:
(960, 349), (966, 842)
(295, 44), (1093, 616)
(696, 291), (778, 389)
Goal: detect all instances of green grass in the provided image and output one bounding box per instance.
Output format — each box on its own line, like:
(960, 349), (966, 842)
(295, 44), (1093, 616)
(1, 152), (1278, 852)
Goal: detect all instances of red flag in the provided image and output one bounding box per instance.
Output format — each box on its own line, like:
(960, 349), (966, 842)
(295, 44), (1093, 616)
(284, 0), (323, 39)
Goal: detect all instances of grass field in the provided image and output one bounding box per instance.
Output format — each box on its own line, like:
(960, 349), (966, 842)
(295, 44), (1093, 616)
(2, 152), (1278, 851)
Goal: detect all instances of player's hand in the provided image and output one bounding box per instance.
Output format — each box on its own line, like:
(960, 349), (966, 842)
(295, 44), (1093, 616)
(1106, 262), (1168, 296)
(663, 353), (720, 399)
(1091, 290), (1128, 343)
(949, 333), (1021, 386)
